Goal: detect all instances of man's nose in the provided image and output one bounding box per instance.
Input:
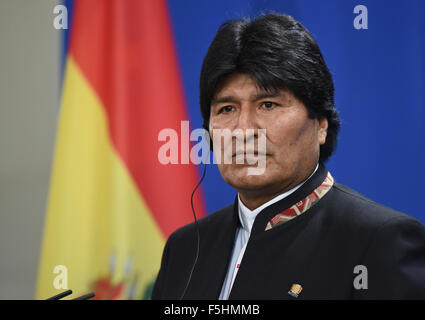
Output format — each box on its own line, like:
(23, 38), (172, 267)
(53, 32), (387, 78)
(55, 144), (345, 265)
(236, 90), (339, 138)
(236, 105), (257, 131)
(234, 106), (259, 145)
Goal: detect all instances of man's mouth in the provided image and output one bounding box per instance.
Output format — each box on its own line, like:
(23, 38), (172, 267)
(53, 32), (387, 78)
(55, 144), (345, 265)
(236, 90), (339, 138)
(232, 150), (269, 157)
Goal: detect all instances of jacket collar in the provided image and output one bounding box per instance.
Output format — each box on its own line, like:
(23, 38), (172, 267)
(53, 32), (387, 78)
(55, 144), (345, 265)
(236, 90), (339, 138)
(240, 162), (331, 237)
(237, 163), (319, 233)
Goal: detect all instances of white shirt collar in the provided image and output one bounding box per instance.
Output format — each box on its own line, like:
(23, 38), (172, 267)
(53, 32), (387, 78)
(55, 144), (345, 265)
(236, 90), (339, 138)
(237, 163), (319, 233)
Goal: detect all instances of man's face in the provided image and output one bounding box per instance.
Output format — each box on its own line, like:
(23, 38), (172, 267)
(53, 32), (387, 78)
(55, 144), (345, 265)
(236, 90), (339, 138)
(209, 73), (328, 198)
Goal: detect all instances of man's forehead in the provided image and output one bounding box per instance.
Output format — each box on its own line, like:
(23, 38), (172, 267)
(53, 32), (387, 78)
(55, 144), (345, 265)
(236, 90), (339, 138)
(212, 74), (287, 104)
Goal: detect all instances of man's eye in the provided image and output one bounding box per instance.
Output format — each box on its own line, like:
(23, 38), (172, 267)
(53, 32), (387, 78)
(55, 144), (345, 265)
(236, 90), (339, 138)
(261, 101), (277, 110)
(219, 105), (234, 114)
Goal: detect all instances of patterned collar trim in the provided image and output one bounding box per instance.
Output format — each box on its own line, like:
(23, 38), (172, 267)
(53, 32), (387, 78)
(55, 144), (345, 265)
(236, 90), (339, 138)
(265, 172), (334, 231)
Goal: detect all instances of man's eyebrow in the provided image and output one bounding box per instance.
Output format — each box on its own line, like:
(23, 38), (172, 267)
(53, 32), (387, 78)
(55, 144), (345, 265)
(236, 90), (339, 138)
(211, 91), (282, 106)
(250, 91), (282, 101)
(211, 96), (239, 106)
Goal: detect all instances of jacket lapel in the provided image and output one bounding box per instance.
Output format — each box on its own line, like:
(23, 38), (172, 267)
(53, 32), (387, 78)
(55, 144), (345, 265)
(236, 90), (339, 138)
(184, 199), (240, 299)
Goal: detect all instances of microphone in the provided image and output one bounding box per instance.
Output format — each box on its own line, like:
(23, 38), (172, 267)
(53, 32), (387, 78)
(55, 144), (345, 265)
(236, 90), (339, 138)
(46, 289), (73, 300)
(46, 290), (95, 300)
(71, 292), (95, 300)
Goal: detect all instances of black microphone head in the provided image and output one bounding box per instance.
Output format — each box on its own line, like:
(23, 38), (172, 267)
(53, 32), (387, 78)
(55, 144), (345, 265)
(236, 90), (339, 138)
(71, 292), (95, 300)
(46, 289), (73, 300)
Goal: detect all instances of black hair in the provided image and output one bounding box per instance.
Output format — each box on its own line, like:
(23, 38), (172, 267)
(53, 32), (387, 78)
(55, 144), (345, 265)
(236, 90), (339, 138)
(199, 13), (340, 162)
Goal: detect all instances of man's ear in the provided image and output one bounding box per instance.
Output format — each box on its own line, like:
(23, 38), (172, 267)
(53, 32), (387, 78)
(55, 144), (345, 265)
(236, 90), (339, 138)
(318, 117), (328, 145)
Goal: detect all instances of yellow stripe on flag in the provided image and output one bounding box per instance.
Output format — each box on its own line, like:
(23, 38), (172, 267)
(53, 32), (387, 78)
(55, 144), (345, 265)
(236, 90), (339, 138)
(36, 57), (165, 299)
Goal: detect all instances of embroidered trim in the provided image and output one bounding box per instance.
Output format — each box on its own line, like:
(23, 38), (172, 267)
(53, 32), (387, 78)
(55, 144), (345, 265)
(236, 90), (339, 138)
(265, 172), (334, 231)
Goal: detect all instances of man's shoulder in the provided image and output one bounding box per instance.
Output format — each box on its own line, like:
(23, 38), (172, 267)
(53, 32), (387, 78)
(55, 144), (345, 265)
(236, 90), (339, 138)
(330, 181), (422, 228)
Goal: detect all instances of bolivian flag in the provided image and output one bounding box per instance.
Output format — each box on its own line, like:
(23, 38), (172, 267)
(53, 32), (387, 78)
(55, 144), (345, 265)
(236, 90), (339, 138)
(36, 0), (205, 300)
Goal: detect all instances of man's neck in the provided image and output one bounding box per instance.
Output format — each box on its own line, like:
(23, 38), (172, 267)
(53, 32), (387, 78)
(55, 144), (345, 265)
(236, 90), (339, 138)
(238, 164), (319, 211)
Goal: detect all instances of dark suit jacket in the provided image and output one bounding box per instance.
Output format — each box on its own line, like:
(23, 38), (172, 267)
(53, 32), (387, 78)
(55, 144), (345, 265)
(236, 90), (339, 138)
(152, 164), (425, 299)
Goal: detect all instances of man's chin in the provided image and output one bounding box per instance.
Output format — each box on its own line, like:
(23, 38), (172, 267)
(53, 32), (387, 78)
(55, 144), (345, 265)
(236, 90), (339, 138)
(223, 171), (273, 191)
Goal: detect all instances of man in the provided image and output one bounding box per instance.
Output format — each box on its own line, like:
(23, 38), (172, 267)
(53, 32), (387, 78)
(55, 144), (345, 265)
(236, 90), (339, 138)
(152, 13), (425, 299)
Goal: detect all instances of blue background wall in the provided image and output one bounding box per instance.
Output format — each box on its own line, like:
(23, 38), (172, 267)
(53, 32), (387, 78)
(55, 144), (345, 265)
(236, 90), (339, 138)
(62, 0), (425, 223)
(167, 0), (425, 223)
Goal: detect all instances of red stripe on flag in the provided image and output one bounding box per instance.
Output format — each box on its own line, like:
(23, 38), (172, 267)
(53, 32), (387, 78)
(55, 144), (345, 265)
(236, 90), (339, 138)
(68, 0), (206, 238)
